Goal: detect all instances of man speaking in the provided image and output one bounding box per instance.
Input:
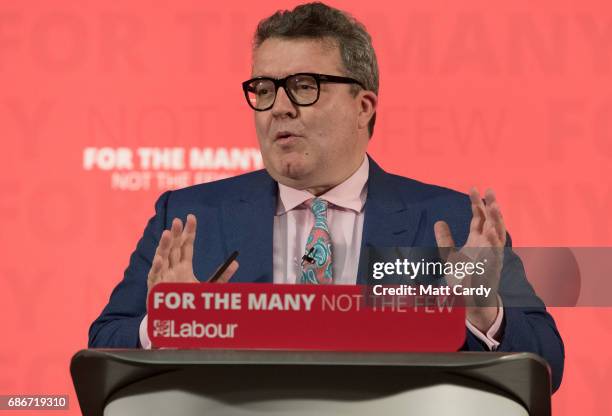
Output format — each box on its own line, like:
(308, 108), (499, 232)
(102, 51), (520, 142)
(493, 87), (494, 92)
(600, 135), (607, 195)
(89, 2), (564, 392)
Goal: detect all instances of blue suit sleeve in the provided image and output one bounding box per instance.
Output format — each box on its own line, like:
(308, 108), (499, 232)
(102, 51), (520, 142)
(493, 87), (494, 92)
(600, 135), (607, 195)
(462, 235), (565, 393)
(88, 191), (171, 348)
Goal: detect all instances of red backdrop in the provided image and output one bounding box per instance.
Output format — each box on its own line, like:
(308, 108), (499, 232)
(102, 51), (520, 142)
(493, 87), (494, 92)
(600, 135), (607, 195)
(1, 0), (611, 414)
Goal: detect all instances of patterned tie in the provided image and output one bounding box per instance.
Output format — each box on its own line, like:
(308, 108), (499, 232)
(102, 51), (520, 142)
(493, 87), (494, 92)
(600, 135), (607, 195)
(299, 198), (333, 284)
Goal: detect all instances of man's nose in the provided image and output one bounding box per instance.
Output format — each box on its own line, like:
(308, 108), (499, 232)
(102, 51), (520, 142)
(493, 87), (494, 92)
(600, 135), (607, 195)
(271, 86), (298, 118)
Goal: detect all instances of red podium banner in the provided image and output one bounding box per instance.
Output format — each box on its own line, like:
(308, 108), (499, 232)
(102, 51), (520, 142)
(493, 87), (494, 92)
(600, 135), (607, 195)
(148, 283), (466, 351)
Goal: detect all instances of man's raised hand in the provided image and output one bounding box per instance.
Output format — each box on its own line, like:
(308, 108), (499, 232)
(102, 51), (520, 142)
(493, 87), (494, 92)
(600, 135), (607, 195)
(146, 214), (239, 301)
(434, 188), (506, 250)
(434, 188), (506, 331)
(147, 214), (198, 298)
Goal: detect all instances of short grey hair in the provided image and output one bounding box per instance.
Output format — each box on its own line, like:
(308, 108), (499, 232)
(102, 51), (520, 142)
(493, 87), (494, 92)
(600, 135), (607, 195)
(253, 2), (379, 137)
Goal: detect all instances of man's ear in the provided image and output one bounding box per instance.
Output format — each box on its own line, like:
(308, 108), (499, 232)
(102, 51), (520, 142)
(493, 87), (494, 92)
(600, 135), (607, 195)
(357, 90), (378, 131)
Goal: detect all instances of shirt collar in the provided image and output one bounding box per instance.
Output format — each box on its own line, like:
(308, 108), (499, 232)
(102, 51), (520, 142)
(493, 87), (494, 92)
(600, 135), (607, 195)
(276, 156), (369, 215)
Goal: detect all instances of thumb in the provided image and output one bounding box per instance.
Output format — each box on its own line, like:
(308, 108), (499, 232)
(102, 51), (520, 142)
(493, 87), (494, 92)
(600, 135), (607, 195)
(434, 220), (455, 247)
(435, 221), (456, 262)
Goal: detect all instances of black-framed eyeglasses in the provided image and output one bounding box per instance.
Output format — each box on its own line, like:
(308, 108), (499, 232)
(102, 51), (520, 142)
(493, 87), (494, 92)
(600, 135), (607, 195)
(242, 72), (365, 111)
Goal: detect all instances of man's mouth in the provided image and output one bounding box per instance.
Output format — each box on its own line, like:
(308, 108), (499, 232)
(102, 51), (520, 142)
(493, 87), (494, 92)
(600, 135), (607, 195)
(274, 131), (302, 143)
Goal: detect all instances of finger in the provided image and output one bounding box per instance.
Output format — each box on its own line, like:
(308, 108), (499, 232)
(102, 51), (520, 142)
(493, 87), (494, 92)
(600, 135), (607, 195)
(469, 187), (486, 234)
(483, 189), (506, 242)
(155, 230), (173, 270)
(180, 214), (197, 263)
(214, 260), (239, 284)
(434, 221), (455, 248)
(487, 201), (507, 245)
(168, 218), (184, 267)
(148, 254), (164, 287)
(485, 226), (502, 246)
(483, 188), (496, 206)
(148, 253), (163, 280)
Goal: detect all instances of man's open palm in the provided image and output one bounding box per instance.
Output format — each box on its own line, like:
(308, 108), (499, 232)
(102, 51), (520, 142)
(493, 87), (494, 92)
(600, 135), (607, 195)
(146, 214), (238, 302)
(434, 188), (506, 327)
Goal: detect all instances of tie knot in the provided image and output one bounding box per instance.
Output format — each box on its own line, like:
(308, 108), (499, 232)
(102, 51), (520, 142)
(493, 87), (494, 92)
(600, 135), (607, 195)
(307, 198), (328, 220)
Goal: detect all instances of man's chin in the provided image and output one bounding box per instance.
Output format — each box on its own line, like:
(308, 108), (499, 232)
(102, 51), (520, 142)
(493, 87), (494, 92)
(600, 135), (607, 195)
(268, 158), (314, 187)
(280, 163), (311, 182)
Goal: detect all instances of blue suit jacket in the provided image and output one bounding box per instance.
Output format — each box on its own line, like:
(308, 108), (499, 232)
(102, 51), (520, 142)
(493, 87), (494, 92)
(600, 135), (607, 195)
(89, 156), (564, 392)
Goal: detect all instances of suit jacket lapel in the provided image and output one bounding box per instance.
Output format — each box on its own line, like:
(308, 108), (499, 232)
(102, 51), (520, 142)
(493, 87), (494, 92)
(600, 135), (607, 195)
(219, 157), (425, 285)
(220, 171), (277, 283)
(357, 156), (425, 284)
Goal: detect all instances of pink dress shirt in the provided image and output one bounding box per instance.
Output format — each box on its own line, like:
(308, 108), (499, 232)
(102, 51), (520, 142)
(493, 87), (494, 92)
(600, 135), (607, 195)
(140, 156), (503, 349)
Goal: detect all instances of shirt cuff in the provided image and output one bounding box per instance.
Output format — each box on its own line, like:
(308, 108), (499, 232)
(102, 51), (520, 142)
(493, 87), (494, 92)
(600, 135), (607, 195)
(139, 314), (152, 350)
(465, 295), (504, 351)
